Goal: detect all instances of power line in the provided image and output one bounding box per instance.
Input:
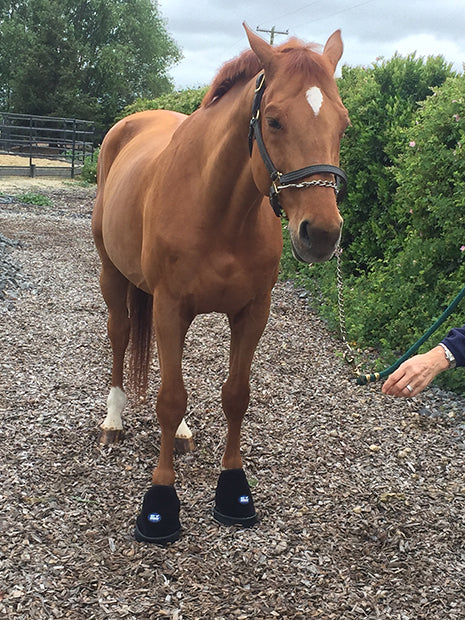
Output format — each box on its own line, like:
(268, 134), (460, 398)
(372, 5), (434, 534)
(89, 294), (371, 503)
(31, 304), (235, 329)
(280, 0), (379, 28)
(272, 0), (321, 23)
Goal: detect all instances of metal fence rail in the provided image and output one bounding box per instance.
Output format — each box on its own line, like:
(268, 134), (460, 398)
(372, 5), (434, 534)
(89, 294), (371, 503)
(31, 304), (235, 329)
(0, 112), (94, 178)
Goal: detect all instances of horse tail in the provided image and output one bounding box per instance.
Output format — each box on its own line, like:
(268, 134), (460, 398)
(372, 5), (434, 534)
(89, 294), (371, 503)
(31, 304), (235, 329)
(127, 284), (153, 398)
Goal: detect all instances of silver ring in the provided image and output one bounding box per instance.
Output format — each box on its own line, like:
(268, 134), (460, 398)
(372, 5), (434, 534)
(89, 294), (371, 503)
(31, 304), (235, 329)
(406, 384), (413, 393)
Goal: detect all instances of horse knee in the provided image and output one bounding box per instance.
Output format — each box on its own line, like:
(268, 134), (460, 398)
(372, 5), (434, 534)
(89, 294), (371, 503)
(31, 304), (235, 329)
(222, 379), (250, 417)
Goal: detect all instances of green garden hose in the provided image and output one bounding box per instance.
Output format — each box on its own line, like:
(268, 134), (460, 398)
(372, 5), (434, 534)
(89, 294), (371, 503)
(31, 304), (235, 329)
(356, 284), (465, 385)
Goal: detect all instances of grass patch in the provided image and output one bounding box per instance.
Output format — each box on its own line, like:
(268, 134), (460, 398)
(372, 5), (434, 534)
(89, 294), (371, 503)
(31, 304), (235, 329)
(16, 192), (53, 207)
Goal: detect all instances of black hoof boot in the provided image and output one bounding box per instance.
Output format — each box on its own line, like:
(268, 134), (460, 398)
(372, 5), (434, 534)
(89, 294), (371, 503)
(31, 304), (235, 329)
(134, 485), (181, 545)
(213, 468), (258, 527)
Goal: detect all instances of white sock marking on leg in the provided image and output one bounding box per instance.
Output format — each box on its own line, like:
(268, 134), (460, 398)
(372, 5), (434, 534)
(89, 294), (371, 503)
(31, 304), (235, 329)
(175, 418), (192, 439)
(101, 386), (127, 430)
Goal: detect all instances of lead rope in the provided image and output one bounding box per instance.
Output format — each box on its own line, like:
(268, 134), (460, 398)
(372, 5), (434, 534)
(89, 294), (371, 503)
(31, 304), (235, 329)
(335, 245), (356, 366)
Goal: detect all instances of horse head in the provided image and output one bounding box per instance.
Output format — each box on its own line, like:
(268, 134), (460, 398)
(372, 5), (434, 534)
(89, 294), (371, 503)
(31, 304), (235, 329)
(245, 24), (349, 264)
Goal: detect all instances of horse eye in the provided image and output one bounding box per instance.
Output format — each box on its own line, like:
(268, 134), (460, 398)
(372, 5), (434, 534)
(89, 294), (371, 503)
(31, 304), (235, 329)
(267, 117), (282, 130)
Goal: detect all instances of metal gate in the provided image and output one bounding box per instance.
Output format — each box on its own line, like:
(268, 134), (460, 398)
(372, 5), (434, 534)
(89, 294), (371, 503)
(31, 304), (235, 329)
(0, 112), (94, 178)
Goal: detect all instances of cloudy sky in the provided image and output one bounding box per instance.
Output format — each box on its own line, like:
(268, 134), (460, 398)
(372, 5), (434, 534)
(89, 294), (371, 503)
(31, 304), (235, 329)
(157, 0), (465, 89)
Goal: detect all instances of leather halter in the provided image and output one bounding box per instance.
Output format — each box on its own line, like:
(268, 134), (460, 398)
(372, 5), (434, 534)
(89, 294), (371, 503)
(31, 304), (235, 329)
(248, 73), (348, 217)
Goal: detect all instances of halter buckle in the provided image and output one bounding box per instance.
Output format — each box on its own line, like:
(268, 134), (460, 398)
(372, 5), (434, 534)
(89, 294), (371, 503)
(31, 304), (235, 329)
(269, 184), (282, 217)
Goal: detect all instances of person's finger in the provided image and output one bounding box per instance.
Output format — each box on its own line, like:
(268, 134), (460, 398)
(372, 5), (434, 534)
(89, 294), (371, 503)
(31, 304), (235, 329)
(382, 372), (405, 394)
(403, 382), (415, 397)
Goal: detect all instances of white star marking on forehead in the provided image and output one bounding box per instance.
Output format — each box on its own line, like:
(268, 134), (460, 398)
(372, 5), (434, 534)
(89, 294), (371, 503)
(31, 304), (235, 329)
(306, 86), (324, 116)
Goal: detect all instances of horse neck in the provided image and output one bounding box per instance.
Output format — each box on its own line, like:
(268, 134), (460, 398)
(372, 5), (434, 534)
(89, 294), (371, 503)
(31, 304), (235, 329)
(197, 81), (262, 221)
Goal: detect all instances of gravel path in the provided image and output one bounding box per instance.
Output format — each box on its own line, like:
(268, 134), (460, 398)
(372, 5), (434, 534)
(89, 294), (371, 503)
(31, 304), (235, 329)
(0, 182), (464, 619)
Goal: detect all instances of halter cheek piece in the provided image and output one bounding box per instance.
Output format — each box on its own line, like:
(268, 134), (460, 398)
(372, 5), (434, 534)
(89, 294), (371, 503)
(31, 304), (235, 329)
(248, 73), (348, 217)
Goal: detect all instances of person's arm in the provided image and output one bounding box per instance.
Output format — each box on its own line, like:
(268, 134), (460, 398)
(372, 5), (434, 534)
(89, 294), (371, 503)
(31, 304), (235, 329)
(441, 326), (465, 367)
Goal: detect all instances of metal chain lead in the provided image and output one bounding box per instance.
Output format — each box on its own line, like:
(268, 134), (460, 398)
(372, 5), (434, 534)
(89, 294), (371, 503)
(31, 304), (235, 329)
(335, 245), (355, 365)
(277, 179), (338, 192)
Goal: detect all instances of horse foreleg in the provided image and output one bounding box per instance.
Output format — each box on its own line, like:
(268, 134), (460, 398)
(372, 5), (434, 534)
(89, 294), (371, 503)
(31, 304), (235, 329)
(134, 296), (191, 544)
(222, 296), (271, 468)
(153, 368), (188, 486)
(213, 296), (271, 527)
(98, 263), (130, 444)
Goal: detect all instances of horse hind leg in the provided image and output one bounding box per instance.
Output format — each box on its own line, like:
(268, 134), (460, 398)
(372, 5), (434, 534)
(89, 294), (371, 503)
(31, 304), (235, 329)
(98, 262), (132, 444)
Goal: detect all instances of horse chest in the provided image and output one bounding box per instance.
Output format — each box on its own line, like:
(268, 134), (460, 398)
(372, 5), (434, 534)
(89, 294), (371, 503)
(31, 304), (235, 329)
(166, 249), (273, 315)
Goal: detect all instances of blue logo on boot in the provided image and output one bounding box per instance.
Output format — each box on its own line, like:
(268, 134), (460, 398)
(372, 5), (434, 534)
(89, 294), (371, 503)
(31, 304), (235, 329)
(148, 512), (162, 523)
(239, 495), (250, 505)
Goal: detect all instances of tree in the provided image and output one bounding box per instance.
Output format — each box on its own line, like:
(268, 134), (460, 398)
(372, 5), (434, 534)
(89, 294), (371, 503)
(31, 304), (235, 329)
(0, 0), (181, 133)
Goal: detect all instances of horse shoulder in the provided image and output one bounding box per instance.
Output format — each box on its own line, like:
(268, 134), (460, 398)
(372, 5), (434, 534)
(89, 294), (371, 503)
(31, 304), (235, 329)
(99, 110), (187, 179)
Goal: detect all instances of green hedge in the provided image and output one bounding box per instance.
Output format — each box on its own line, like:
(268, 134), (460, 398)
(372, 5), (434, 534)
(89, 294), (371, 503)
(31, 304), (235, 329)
(117, 87), (208, 119)
(80, 148), (99, 184)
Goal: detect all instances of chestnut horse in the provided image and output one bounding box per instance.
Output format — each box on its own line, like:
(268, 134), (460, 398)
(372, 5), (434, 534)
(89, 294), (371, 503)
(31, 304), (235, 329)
(92, 24), (349, 544)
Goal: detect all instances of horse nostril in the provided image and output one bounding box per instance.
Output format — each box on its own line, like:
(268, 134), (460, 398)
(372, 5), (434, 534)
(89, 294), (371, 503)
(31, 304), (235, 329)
(299, 220), (311, 245)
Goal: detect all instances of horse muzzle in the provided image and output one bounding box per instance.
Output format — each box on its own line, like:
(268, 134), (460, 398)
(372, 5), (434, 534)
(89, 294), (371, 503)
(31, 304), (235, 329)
(290, 219), (342, 264)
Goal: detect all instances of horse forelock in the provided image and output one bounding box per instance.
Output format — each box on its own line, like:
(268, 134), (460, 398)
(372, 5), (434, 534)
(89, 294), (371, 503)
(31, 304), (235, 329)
(276, 37), (322, 56)
(201, 38), (335, 108)
(276, 39), (334, 84)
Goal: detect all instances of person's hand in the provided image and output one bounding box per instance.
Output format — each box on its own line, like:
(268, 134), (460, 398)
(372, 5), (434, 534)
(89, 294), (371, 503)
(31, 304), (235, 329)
(382, 346), (450, 397)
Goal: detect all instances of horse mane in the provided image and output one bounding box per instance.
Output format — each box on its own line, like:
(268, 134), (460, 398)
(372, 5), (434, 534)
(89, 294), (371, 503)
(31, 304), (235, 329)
(201, 38), (326, 107)
(201, 49), (261, 107)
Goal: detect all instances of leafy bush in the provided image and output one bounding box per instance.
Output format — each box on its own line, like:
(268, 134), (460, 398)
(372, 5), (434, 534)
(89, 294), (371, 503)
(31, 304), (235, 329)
(337, 54), (455, 273)
(341, 76), (465, 353)
(80, 149), (99, 184)
(117, 87), (208, 120)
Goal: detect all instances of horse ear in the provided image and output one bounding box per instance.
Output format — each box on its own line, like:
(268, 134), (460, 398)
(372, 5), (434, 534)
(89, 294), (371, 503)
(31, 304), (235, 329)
(243, 22), (275, 71)
(323, 30), (343, 73)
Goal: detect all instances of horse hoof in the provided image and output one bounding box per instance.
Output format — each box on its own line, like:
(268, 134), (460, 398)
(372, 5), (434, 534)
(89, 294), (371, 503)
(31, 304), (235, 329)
(134, 485), (181, 545)
(99, 428), (123, 445)
(174, 435), (195, 454)
(213, 468), (258, 527)
(174, 419), (195, 454)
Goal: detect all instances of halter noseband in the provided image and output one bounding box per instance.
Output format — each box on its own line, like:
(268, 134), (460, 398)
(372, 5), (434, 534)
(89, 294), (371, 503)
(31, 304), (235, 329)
(248, 73), (348, 217)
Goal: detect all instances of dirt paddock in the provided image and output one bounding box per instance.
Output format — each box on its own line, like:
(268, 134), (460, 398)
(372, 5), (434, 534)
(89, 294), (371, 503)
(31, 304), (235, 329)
(0, 154), (71, 168)
(0, 178), (464, 619)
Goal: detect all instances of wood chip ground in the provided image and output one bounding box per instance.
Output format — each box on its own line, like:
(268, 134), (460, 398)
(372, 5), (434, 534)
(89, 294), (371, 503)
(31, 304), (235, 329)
(0, 181), (464, 619)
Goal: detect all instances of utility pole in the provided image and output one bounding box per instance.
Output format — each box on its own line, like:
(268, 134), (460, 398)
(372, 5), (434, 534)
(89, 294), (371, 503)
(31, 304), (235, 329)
(256, 26), (289, 45)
